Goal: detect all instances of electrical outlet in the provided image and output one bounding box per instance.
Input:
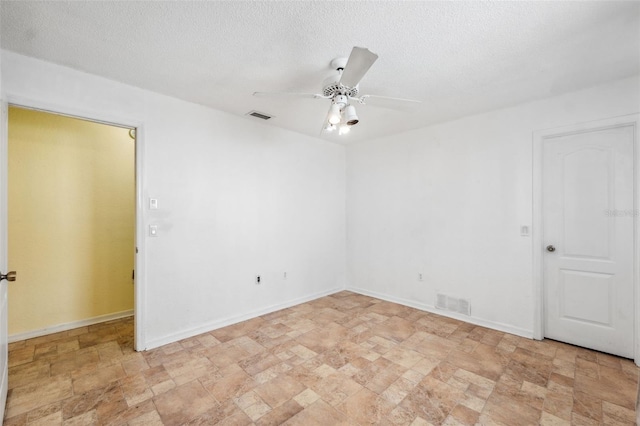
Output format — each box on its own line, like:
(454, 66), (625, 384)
(283, 272), (287, 280)
(418, 273), (423, 281)
(255, 275), (261, 285)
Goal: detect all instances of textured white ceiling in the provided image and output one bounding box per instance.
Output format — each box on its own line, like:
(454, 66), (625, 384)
(2, 1), (639, 143)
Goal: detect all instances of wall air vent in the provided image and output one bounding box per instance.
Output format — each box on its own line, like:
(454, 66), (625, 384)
(246, 110), (273, 120)
(435, 293), (471, 316)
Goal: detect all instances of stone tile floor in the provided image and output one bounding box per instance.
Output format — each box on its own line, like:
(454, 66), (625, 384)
(3, 291), (639, 425)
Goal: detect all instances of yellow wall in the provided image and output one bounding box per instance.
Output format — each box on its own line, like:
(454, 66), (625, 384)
(8, 107), (134, 335)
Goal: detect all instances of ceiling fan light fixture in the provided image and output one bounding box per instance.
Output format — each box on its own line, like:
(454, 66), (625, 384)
(344, 105), (359, 126)
(339, 123), (351, 135)
(328, 104), (342, 125)
(251, 46), (421, 139)
(324, 122), (336, 132)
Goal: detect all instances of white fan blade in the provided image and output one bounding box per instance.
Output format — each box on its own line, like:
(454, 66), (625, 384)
(339, 47), (379, 88)
(356, 94), (422, 110)
(253, 92), (325, 99)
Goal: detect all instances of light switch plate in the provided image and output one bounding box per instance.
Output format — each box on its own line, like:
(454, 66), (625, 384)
(149, 198), (158, 209)
(149, 225), (158, 237)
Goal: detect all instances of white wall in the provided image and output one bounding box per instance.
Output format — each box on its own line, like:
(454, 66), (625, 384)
(346, 75), (640, 337)
(2, 48), (638, 349)
(1, 50), (346, 349)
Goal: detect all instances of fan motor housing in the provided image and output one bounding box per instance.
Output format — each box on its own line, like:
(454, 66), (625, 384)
(322, 73), (359, 98)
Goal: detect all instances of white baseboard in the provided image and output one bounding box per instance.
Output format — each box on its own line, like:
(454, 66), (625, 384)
(144, 287), (344, 350)
(347, 286), (534, 339)
(8, 310), (134, 343)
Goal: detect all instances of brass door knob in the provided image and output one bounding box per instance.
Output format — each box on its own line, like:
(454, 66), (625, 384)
(0, 271), (16, 282)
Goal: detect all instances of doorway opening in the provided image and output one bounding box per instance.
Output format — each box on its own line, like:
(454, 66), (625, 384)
(7, 106), (138, 347)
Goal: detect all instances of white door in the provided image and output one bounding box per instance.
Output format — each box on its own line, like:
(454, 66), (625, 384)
(543, 121), (635, 358)
(0, 265), (6, 421)
(1, 103), (8, 422)
(0, 275), (6, 423)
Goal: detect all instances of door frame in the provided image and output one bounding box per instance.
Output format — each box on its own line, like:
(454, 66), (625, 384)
(0, 95), (147, 351)
(532, 114), (640, 365)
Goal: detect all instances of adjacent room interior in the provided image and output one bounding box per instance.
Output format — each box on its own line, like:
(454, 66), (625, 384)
(7, 106), (135, 341)
(0, 1), (639, 425)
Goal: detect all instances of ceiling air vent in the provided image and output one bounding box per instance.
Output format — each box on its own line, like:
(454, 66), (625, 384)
(246, 110), (273, 120)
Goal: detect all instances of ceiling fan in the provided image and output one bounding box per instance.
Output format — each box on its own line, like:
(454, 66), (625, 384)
(253, 47), (421, 135)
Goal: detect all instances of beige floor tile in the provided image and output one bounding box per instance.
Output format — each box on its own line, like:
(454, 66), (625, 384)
(543, 390), (573, 420)
(119, 373), (154, 406)
(283, 400), (351, 426)
(120, 353), (150, 376)
(382, 346), (425, 368)
(100, 398), (157, 425)
(601, 400), (636, 424)
(294, 322), (350, 354)
(72, 363), (125, 394)
(448, 403), (480, 425)
(126, 409), (163, 426)
(539, 411), (571, 426)
(153, 380), (217, 424)
(574, 366), (637, 410)
(242, 400), (272, 421)
(25, 401), (62, 423)
(481, 391), (541, 425)
(62, 410), (98, 426)
(7, 361), (50, 390)
(28, 410), (63, 426)
(337, 387), (394, 424)
(293, 388), (321, 407)
(311, 372), (363, 406)
(6, 375), (73, 418)
(572, 390), (603, 421)
(202, 367), (257, 402)
(255, 399), (303, 426)
(3, 296), (638, 426)
(8, 346), (35, 368)
(254, 375), (306, 408)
